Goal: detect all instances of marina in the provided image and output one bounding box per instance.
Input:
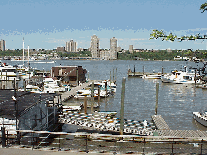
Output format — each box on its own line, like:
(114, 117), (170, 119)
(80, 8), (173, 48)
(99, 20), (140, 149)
(1, 59), (207, 154)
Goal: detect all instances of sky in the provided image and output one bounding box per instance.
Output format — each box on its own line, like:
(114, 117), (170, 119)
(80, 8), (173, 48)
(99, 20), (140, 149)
(1, 0), (207, 50)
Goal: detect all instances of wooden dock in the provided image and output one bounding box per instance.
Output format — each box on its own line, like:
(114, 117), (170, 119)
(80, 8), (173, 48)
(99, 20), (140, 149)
(61, 79), (92, 102)
(151, 115), (170, 130)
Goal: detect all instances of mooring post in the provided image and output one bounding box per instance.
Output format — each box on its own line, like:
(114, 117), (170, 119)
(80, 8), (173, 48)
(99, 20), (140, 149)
(195, 69), (197, 86)
(115, 68), (117, 82)
(76, 69), (79, 86)
(110, 71), (111, 90)
(120, 77), (126, 135)
(84, 96), (87, 114)
(201, 139), (203, 155)
(105, 81), (107, 97)
(1, 127), (6, 147)
(98, 87), (100, 106)
(134, 65), (135, 76)
(143, 66), (145, 75)
(155, 83), (159, 115)
(113, 68), (114, 82)
(23, 79), (26, 92)
(162, 66), (164, 76)
(91, 81), (94, 113)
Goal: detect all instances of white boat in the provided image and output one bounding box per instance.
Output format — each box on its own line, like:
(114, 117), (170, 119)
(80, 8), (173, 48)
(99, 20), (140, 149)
(43, 77), (68, 93)
(142, 74), (162, 79)
(19, 84), (43, 93)
(161, 67), (200, 84)
(193, 112), (207, 127)
(0, 63), (20, 81)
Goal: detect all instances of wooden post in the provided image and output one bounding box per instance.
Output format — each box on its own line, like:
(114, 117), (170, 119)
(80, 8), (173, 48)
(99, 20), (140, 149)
(105, 81), (107, 97)
(76, 69), (79, 86)
(115, 68), (117, 82)
(1, 127), (6, 147)
(110, 71), (111, 90)
(113, 68), (114, 82)
(120, 77), (126, 135)
(98, 87), (100, 105)
(162, 67), (164, 76)
(84, 96), (87, 114)
(23, 79), (26, 92)
(91, 81), (94, 113)
(155, 83), (159, 115)
(143, 66), (145, 75)
(134, 65), (135, 76)
(195, 69), (197, 85)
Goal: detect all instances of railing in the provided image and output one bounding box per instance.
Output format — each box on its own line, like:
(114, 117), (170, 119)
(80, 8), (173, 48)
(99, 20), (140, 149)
(1, 129), (207, 154)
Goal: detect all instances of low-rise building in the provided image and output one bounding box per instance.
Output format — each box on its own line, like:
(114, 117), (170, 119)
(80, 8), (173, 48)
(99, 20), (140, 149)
(51, 66), (87, 86)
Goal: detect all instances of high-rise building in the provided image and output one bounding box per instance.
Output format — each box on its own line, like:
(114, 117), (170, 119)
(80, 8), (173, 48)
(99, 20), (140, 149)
(129, 45), (133, 53)
(0, 40), (6, 51)
(66, 40), (77, 52)
(110, 37), (117, 59)
(90, 35), (100, 58)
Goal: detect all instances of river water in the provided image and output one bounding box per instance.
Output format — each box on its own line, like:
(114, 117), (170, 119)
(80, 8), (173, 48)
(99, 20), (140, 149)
(4, 59), (207, 131)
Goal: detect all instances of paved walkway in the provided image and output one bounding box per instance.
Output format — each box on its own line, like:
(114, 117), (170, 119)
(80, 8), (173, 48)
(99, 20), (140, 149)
(0, 147), (109, 155)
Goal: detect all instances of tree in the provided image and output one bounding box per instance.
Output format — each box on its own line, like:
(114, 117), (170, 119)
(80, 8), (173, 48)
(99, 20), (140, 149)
(150, 2), (207, 41)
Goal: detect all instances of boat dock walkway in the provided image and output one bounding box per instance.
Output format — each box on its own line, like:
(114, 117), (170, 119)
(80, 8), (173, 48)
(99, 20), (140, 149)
(151, 115), (170, 130)
(152, 115), (207, 137)
(61, 79), (92, 102)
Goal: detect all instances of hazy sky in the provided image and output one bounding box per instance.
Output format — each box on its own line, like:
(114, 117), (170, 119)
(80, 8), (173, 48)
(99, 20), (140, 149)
(1, 0), (207, 50)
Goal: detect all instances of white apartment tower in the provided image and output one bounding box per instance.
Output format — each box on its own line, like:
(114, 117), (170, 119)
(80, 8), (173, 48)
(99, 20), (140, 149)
(110, 37), (117, 59)
(66, 40), (77, 52)
(90, 35), (100, 58)
(0, 40), (6, 51)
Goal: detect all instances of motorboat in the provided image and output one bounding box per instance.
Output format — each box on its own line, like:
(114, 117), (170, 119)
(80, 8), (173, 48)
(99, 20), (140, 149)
(193, 111), (207, 127)
(19, 84), (43, 93)
(141, 74), (162, 79)
(43, 77), (66, 93)
(161, 67), (200, 84)
(0, 63), (20, 81)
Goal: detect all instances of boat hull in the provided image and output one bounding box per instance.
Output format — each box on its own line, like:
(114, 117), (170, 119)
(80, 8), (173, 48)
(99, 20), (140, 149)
(193, 112), (207, 127)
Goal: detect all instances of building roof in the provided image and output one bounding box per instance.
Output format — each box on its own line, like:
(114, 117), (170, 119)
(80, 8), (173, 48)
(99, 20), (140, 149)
(0, 90), (54, 119)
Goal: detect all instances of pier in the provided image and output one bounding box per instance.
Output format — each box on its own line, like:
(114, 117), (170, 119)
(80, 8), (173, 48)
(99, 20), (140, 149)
(60, 79), (92, 102)
(151, 115), (170, 130)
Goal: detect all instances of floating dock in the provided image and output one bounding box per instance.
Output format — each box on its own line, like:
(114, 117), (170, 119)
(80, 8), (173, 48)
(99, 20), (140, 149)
(60, 79), (92, 102)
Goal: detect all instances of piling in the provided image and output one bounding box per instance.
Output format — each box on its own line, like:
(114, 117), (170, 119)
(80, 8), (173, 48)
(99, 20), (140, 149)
(76, 69), (79, 86)
(110, 71), (111, 90)
(134, 65), (135, 76)
(155, 83), (159, 115)
(84, 96), (87, 114)
(1, 127), (6, 147)
(162, 67), (164, 76)
(115, 68), (117, 82)
(120, 77), (126, 135)
(23, 79), (26, 92)
(113, 68), (114, 82)
(91, 81), (94, 113)
(98, 87), (100, 105)
(143, 66), (145, 75)
(105, 81), (107, 97)
(195, 69), (197, 85)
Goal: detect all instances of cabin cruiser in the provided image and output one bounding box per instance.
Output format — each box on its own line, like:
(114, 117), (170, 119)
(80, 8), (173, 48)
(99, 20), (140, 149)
(43, 77), (67, 93)
(193, 111), (207, 127)
(161, 67), (200, 84)
(0, 63), (20, 81)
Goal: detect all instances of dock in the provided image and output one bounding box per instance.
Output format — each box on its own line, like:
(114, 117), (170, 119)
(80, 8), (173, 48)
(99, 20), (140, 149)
(151, 115), (170, 130)
(61, 79), (92, 102)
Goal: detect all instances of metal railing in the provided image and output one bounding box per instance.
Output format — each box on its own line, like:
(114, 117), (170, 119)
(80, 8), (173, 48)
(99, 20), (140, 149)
(1, 129), (207, 154)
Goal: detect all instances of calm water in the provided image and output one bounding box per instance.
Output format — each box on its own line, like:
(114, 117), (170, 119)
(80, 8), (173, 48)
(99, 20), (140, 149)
(5, 59), (207, 130)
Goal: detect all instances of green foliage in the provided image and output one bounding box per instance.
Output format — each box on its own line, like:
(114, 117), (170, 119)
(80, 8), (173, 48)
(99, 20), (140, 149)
(0, 50), (23, 56)
(200, 2), (207, 13)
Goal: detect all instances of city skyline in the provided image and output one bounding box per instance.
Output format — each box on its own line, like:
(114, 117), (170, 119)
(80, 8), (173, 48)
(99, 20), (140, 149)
(0, 0), (207, 50)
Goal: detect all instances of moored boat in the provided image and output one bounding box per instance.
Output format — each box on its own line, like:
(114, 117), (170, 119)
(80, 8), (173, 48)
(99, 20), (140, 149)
(193, 112), (207, 127)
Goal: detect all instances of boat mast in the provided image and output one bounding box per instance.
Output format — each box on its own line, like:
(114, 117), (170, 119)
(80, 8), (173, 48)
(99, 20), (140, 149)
(23, 37), (24, 66)
(28, 45), (29, 66)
